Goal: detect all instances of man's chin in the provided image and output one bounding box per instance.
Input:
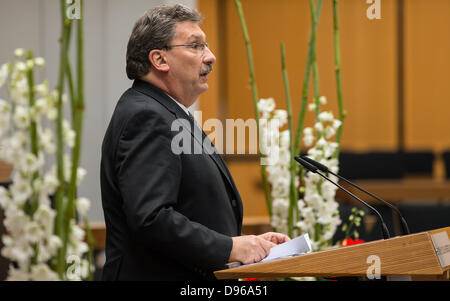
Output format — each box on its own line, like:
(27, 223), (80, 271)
(198, 83), (209, 93)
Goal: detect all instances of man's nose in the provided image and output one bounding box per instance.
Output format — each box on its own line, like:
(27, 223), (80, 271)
(203, 46), (216, 65)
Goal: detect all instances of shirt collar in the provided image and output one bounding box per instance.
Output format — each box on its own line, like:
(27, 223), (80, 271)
(165, 93), (190, 116)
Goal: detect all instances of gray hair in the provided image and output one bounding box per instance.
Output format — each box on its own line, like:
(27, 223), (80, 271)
(126, 4), (203, 80)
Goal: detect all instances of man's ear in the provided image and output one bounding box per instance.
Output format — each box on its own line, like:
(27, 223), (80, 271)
(148, 49), (169, 72)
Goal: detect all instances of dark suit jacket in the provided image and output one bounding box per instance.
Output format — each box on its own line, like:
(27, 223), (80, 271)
(100, 80), (243, 280)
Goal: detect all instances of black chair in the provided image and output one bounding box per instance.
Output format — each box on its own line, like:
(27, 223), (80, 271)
(397, 203), (450, 234)
(443, 151), (450, 179)
(402, 151), (434, 176)
(339, 151), (404, 180)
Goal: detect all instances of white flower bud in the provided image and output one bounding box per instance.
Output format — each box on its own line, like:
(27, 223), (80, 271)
(13, 105), (30, 129)
(258, 98), (275, 114)
(34, 57), (45, 67)
(0, 64), (9, 87)
(76, 197), (90, 216)
(14, 48), (25, 58)
(308, 103), (316, 111)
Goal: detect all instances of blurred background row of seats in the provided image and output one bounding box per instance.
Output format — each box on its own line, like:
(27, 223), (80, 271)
(334, 150), (450, 243)
(338, 150), (441, 180)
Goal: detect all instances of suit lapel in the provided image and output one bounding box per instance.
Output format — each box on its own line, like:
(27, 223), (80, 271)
(132, 80), (243, 220)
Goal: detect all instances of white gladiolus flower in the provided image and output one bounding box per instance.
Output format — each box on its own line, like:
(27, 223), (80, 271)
(34, 204), (56, 234)
(333, 119), (342, 129)
(318, 111), (334, 123)
(31, 97), (48, 120)
(0, 186), (11, 209)
(308, 103), (316, 111)
(34, 57), (45, 67)
(15, 61), (26, 72)
(24, 221), (44, 243)
(273, 109), (287, 127)
(7, 265), (30, 281)
(47, 235), (62, 254)
(303, 134), (314, 147)
(316, 137), (327, 147)
(319, 96), (327, 105)
(13, 105), (30, 129)
(10, 175), (32, 206)
(31, 264), (59, 281)
(65, 129), (76, 147)
(39, 127), (56, 154)
(14, 48), (25, 58)
(314, 122), (323, 132)
(76, 197), (91, 216)
(19, 152), (43, 174)
(0, 52), (91, 280)
(0, 64), (8, 87)
(279, 130), (290, 148)
(42, 170), (59, 194)
(258, 97), (275, 113)
(26, 59), (34, 70)
(4, 238), (34, 264)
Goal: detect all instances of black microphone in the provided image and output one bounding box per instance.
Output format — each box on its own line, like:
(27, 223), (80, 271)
(295, 156), (391, 240)
(300, 155), (410, 235)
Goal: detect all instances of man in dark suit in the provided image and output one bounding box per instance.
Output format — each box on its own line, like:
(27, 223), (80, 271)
(100, 4), (289, 281)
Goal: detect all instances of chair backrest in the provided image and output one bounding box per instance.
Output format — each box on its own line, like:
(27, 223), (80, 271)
(338, 151), (404, 180)
(443, 151), (450, 179)
(398, 203), (450, 234)
(403, 151), (434, 175)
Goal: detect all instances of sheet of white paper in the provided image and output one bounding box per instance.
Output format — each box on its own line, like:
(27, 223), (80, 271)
(430, 231), (450, 268)
(261, 233), (312, 263)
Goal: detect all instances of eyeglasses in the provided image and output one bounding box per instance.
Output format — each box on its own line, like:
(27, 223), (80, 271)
(163, 42), (210, 53)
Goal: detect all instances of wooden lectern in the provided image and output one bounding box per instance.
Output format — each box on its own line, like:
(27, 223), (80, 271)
(215, 227), (450, 281)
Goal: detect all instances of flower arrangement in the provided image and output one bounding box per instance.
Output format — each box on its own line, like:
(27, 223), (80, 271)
(258, 96), (342, 251)
(0, 49), (91, 281)
(0, 0), (93, 280)
(233, 0), (352, 252)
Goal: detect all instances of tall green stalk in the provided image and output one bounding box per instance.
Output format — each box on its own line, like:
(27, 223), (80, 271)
(25, 50), (40, 216)
(54, 0), (72, 278)
(310, 0), (322, 122)
(281, 43), (298, 238)
(332, 0), (346, 157)
(233, 0), (272, 217)
(294, 0), (323, 154)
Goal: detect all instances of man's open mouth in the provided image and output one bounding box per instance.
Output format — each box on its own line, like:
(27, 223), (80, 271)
(200, 66), (212, 77)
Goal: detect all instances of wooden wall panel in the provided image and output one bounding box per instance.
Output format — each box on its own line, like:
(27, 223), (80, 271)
(404, 0), (450, 152)
(198, 0), (450, 218)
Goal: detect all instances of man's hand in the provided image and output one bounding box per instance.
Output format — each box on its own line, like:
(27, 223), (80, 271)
(228, 232), (290, 265)
(228, 235), (275, 264)
(258, 232), (290, 245)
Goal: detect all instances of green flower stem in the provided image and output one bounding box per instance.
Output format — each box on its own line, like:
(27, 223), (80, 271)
(281, 43), (298, 238)
(26, 50), (38, 158)
(333, 0), (345, 157)
(310, 0), (322, 127)
(294, 0), (323, 154)
(233, 0), (272, 217)
(83, 216), (94, 280)
(54, 0), (73, 278)
(66, 60), (77, 122)
(25, 50), (40, 217)
(75, 6), (94, 277)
